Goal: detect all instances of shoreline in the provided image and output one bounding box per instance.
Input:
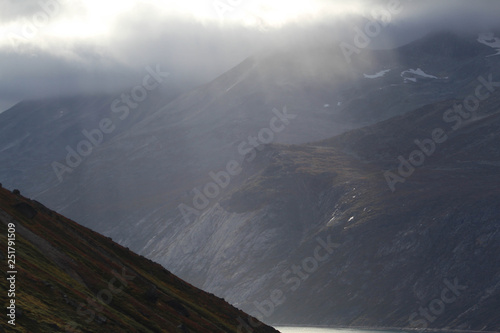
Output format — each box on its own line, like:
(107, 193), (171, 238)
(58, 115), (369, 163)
(273, 325), (499, 333)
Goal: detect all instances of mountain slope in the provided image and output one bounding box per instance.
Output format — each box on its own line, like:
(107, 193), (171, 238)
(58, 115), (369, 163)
(145, 90), (500, 329)
(1, 30), (500, 331)
(0, 186), (279, 333)
(0, 80), (186, 195)
(24, 31), (500, 244)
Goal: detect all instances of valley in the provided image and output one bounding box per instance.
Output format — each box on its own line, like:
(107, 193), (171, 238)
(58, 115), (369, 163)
(1, 30), (499, 331)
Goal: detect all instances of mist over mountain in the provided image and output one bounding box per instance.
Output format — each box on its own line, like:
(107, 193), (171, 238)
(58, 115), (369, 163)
(1, 1), (500, 331)
(2, 0), (500, 111)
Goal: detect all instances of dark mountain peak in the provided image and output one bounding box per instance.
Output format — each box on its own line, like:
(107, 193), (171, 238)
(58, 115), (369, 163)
(399, 30), (492, 59)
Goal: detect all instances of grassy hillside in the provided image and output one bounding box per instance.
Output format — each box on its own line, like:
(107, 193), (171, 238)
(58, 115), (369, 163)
(0, 185), (279, 333)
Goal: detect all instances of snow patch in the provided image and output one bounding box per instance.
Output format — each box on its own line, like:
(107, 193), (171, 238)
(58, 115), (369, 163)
(324, 104), (330, 108)
(327, 216), (336, 226)
(404, 68), (438, 79)
(226, 81), (240, 92)
(478, 32), (500, 57)
(401, 68), (438, 83)
(364, 69), (391, 79)
(0, 133), (29, 153)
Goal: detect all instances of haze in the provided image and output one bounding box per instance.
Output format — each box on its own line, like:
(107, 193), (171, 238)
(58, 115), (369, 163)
(1, 0), (499, 112)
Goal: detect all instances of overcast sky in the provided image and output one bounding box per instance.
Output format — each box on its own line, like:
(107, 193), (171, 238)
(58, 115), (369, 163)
(1, 0), (500, 112)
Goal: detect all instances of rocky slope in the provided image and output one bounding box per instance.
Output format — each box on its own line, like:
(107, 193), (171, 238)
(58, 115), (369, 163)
(4, 31), (500, 233)
(141, 87), (500, 330)
(1, 31), (500, 331)
(0, 186), (279, 333)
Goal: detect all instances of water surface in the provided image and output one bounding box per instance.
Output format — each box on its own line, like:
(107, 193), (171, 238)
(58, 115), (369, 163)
(275, 328), (418, 333)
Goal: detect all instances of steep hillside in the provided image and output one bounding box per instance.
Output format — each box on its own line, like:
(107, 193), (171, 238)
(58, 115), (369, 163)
(0, 186), (279, 333)
(147, 91), (500, 330)
(222, 145), (499, 329)
(1, 30), (500, 331)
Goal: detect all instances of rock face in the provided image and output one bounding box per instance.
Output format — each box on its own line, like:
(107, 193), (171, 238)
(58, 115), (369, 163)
(123, 76), (500, 330)
(1, 31), (500, 331)
(157, 91), (500, 330)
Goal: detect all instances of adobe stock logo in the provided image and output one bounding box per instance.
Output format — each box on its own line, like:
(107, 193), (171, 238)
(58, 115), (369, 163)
(178, 106), (296, 224)
(212, 0), (269, 31)
(65, 267), (136, 332)
(237, 235), (341, 333)
(384, 74), (500, 192)
(339, 0), (407, 64)
(7, 0), (63, 50)
(52, 65), (169, 182)
(408, 278), (467, 329)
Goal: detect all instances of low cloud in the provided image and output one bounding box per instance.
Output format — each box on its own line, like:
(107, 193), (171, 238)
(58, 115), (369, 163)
(0, 0), (499, 111)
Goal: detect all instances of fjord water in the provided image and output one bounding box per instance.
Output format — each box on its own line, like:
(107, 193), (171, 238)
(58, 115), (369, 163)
(275, 328), (423, 333)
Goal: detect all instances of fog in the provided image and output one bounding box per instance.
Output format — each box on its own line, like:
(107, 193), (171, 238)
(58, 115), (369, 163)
(1, 0), (500, 112)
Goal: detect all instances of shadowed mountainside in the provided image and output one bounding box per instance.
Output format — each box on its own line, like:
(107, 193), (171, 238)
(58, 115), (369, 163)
(156, 90), (500, 330)
(1, 31), (500, 331)
(0, 186), (279, 333)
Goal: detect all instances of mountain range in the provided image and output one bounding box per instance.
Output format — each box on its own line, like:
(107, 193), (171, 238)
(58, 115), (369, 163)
(1, 30), (499, 331)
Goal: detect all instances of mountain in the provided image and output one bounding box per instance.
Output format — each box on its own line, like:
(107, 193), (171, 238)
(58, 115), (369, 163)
(1, 30), (500, 330)
(227, 94), (500, 329)
(13, 31), (499, 237)
(0, 79), (186, 196)
(0, 185), (279, 333)
(146, 86), (500, 330)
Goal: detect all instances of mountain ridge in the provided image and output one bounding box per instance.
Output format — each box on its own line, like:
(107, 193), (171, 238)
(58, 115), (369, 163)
(1, 30), (500, 331)
(0, 185), (279, 332)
